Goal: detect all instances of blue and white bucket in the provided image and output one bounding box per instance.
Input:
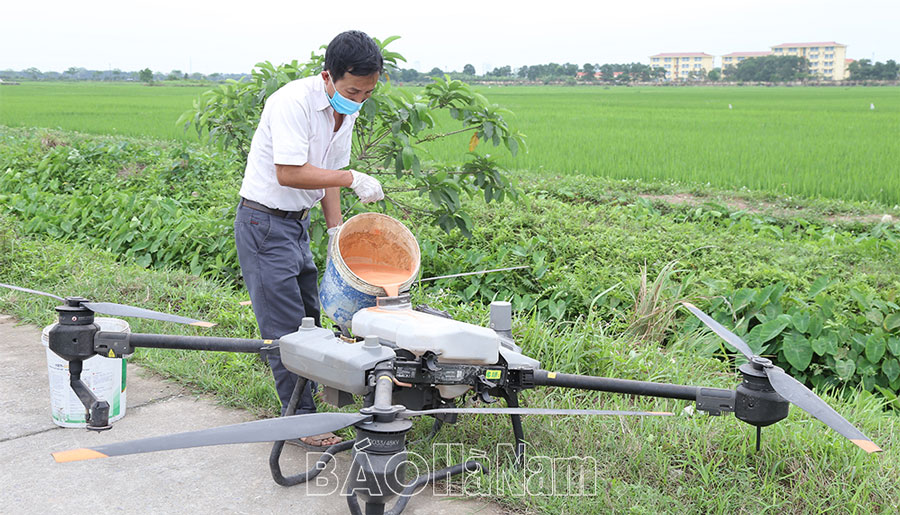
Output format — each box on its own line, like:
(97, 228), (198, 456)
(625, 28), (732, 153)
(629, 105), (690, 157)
(319, 213), (420, 329)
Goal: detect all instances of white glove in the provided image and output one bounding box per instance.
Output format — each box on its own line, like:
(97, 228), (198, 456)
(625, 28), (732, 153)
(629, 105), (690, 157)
(326, 225), (341, 260)
(349, 170), (384, 204)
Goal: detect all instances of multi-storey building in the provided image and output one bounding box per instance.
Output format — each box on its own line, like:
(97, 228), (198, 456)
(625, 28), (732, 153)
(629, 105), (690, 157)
(721, 51), (773, 69)
(770, 42), (847, 80)
(649, 52), (715, 80)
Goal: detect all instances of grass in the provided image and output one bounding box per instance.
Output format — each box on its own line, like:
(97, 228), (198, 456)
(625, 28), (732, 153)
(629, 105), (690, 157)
(0, 81), (201, 141)
(2, 174), (899, 512)
(2, 83), (900, 204)
(424, 86), (900, 205)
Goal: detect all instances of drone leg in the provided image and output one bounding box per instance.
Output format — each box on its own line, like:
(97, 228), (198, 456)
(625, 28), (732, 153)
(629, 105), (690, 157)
(756, 426), (762, 452)
(68, 360), (111, 431)
(346, 461), (487, 515)
(501, 391), (526, 466)
(268, 377), (354, 486)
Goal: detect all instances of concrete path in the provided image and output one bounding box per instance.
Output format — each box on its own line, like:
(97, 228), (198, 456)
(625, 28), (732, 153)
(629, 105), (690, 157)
(0, 314), (504, 515)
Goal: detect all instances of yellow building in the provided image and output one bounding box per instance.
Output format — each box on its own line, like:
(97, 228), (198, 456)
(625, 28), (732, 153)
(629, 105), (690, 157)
(770, 42), (847, 80)
(649, 52), (715, 80)
(721, 51), (772, 69)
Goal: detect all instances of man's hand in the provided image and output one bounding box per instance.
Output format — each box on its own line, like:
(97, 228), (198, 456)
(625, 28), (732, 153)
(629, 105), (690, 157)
(326, 225), (341, 256)
(349, 170), (384, 204)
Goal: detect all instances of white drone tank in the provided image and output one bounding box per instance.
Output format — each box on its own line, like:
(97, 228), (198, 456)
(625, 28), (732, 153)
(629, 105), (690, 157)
(351, 296), (500, 365)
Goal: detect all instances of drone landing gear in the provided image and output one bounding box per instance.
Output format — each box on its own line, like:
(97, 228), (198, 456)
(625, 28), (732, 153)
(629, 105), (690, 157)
(268, 376), (357, 485)
(68, 360), (112, 431)
(345, 459), (485, 515)
(269, 373), (488, 515)
(500, 390), (526, 466)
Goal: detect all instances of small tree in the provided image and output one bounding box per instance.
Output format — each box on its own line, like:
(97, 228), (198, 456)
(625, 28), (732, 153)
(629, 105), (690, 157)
(179, 36), (525, 238)
(582, 63), (595, 81)
(138, 68), (153, 83)
(707, 68), (721, 81)
(463, 64), (476, 76)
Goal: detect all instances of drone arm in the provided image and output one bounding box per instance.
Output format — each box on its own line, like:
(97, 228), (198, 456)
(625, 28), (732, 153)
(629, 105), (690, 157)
(94, 331), (280, 357)
(533, 370), (735, 414)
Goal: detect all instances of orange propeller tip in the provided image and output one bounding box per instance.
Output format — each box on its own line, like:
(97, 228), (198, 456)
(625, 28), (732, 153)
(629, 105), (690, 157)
(649, 411), (675, 416)
(190, 321), (216, 328)
(239, 300), (252, 306)
(851, 439), (882, 453)
(52, 448), (108, 463)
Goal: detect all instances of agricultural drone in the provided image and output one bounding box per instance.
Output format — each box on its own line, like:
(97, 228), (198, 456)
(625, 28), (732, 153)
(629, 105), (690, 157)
(0, 281), (881, 515)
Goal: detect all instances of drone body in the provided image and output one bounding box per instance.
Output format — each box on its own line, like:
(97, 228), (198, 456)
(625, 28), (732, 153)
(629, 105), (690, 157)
(0, 281), (882, 515)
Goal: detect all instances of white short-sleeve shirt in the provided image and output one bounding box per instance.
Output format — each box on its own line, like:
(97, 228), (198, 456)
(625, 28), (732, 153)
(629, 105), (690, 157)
(239, 75), (358, 211)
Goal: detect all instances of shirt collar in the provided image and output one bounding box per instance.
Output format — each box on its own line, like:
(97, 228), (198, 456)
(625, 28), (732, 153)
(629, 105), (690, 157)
(314, 76), (332, 112)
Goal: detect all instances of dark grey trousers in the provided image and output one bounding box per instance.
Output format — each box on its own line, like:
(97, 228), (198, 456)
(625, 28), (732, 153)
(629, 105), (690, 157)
(234, 201), (318, 415)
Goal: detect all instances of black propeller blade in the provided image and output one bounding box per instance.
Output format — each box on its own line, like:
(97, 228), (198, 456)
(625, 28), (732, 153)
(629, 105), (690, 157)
(0, 282), (215, 327)
(80, 301), (215, 327)
(0, 282), (64, 302)
(683, 302), (881, 453)
(53, 412), (370, 462)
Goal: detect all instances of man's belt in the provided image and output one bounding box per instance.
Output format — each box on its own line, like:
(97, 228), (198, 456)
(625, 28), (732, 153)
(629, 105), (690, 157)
(241, 198), (310, 220)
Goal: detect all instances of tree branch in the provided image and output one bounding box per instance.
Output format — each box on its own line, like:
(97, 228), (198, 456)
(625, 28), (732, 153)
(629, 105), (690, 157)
(415, 126), (478, 144)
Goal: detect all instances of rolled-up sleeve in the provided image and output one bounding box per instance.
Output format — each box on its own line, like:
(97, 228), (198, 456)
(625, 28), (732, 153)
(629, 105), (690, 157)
(269, 93), (311, 166)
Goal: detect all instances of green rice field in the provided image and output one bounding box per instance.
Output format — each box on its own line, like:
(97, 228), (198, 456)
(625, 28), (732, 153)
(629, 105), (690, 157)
(1, 82), (898, 204)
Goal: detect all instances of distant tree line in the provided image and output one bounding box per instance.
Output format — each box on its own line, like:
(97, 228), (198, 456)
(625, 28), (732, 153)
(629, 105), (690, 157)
(391, 62), (667, 84)
(0, 67), (245, 83)
(714, 56), (900, 82)
(5, 57), (897, 86)
(848, 59), (900, 80)
(722, 55), (810, 82)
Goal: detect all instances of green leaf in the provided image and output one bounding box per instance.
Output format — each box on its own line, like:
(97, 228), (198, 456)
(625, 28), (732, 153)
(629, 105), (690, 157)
(808, 276), (834, 299)
(866, 309), (884, 326)
(791, 311), (810, 333)
(462, 283), (478, 302)
(753, 284), (776, 308)
(811, 332), (838, 357)
(753, 314), (792, 344)
(865, 335), (886, 363)
(874, 385), (900, 410)
(732, 288), (755, 312)
(807, 311), (824, 339)
(884, 313), (900, 332)
(834, 358), (856, 381)
(783, 332), (813, 371)
(888, 337), (900, 357)
(882, 359), (900, 383)
(849, 288), (872, 310)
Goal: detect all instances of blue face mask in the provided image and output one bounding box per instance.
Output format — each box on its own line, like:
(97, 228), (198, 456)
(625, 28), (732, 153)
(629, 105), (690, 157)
(327, 73), (363, 115)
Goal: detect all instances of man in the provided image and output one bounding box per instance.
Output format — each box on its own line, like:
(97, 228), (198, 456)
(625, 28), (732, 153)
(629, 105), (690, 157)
(234, 30), (384, 447)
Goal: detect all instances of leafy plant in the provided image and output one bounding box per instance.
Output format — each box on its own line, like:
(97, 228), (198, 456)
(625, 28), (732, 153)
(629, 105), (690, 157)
(178, 36), (525, 237)
(691, 277), (900, 402)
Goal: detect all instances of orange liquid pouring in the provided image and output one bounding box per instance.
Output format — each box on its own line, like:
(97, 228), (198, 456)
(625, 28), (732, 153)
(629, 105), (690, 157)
(346, 262), (411, 297)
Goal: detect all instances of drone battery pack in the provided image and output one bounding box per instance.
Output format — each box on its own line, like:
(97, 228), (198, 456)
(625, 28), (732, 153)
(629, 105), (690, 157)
(279, 320), (396, 395)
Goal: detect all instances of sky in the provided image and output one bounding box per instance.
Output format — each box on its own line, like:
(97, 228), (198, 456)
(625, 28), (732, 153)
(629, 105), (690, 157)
(3, 0), (899, 75)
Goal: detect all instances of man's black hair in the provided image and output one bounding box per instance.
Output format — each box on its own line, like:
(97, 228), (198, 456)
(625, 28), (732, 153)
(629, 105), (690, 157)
(325, 30), (384, 81)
